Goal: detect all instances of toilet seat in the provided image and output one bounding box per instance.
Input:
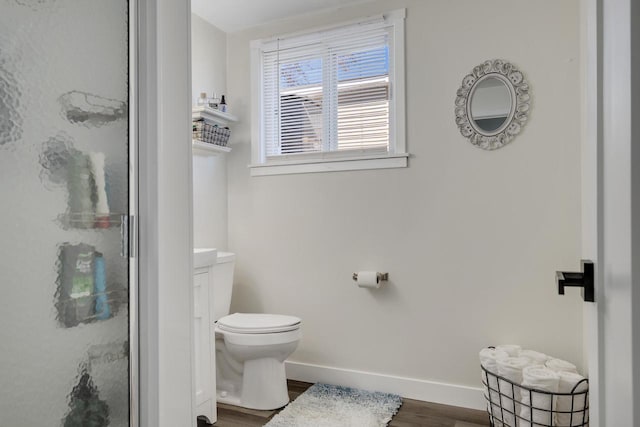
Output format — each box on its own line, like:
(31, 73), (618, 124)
(217, 313), (301, 334)
(216, 327), (301, 347)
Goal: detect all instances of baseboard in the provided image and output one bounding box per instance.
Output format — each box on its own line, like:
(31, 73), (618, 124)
(285, 361), (486, 411)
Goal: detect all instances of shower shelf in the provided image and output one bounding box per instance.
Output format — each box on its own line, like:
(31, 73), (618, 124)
(56, 287), (127, 328)
(56, 212), (126, 230)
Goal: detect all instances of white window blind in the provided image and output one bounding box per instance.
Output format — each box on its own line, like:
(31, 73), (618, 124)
(262, 25), (393, 159)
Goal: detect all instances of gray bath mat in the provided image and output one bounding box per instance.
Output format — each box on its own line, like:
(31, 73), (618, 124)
(265, 383), (402, 427)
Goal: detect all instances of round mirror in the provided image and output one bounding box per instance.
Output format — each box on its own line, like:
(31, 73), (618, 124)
(454, 59), (531, 150)
(470, 76), (513, 134)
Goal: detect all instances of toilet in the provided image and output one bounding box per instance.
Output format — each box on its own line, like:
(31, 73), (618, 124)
(211, 252), (302, 410)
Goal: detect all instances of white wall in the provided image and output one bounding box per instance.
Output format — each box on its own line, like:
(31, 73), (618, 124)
(192, 13), (227, 106)
(193, 152), (228, 249)
(226, 0), (584, 402)
(191, 13), (229, 250)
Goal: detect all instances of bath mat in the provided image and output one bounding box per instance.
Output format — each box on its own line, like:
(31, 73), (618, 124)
(264, 383), (402, 427)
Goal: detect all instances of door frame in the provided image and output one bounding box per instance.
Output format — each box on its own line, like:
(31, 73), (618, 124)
(584, 0), (640, 425)
(129, 0), (139, 425)
(137, 0), (195, 426)
(600, 0), (640, 424)
(133, 0), (640, 425)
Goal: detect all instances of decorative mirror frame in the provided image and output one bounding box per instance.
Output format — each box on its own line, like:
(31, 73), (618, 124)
(455, 59), (531, 150)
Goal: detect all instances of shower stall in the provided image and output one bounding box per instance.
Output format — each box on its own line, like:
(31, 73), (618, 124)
(0, 0), (136, 425)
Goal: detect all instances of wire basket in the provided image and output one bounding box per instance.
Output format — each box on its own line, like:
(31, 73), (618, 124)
(481, 365), (589, 427)
(193, 119), (231, 147)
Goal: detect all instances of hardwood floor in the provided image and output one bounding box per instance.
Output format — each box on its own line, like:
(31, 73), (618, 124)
(203, 380), (491, 427)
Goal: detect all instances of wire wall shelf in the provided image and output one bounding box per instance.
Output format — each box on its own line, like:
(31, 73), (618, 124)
(56, 212), (126, 230)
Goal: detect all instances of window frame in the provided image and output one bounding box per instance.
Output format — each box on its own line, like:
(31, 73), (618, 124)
(249, 9), (407, 176)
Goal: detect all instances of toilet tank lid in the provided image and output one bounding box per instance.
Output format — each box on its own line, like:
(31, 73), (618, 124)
(193, 248), (217, 268)
(217, 251), (236, 264)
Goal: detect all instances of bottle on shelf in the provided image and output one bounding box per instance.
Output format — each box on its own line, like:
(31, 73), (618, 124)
(67, 152), (94, 229)
(208, 93), (220, 109)
(94, 252), (111, 320)
(57, 243), (96, 327)
(220, 95), (227, 113)
(197, 92), (207, 106)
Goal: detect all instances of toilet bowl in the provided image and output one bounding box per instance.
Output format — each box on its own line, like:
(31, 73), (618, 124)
(212, 252), (302, 410)
(215, 313), (301, 410)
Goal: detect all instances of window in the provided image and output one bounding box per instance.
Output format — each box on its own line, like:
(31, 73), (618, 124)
(250, 10), (407, 176)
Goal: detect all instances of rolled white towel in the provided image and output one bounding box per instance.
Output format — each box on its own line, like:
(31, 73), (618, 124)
(480, 348), (509, 373)
(519, 366), (560, 427)
(556, 372), (588, 426)
(497, 356), (531, 426)
(546, 358), (578, 374)
(480, 348), (509, 425)
(497, 356), (531, 385)
(520, 350), (550, 366)
(496, 344), (522, 357)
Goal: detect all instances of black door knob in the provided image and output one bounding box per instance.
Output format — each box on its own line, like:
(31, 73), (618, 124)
(556, 260), (595, 302)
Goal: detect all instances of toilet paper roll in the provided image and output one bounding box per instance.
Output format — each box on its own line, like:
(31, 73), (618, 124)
(356, 271), (380, 288)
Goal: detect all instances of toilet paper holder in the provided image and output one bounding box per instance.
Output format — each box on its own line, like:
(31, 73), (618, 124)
(352, 272), (389, 283)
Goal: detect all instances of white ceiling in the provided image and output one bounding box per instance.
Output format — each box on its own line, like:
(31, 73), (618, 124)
(192, 0), (377, 33)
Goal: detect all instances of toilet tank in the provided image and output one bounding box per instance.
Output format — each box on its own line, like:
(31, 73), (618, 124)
(212, 251), (236, 321)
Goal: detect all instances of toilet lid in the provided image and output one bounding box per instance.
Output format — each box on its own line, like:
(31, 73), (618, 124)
(217, 313), (301, 334)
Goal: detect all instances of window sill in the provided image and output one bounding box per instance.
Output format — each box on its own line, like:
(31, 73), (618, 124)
(249, 153), (409, 176)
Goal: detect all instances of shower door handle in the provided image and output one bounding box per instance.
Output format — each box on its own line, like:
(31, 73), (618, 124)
(121, 214), (136, 258)
(556, 260), (594, 302)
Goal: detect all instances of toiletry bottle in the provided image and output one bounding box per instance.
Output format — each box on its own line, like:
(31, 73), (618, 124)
(197, 92), (207, 106)
(220, 95), (227, 112)
(58, 243), (96, 327)
(67, 152), (95, 227)
(93, 252), (111, 320)
(208, 92), (220, 109)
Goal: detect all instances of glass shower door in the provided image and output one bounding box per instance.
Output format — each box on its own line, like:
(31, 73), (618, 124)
(0, 0), (133, 425)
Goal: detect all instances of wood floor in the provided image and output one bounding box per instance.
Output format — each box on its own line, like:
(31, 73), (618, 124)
(204, 380), (490, 427)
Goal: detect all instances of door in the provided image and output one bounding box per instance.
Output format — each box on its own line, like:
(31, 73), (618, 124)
(0, 1), (134, 426)
(582, 2), (603, 426)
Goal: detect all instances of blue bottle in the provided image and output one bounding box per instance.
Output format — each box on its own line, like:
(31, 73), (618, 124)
(93, 253), (111, 320)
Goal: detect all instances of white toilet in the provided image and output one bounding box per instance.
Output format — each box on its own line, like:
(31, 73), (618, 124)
(211, 252), (302, 410)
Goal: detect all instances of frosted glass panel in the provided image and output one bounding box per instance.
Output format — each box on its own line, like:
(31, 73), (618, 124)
(0, 0), (130, 425)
